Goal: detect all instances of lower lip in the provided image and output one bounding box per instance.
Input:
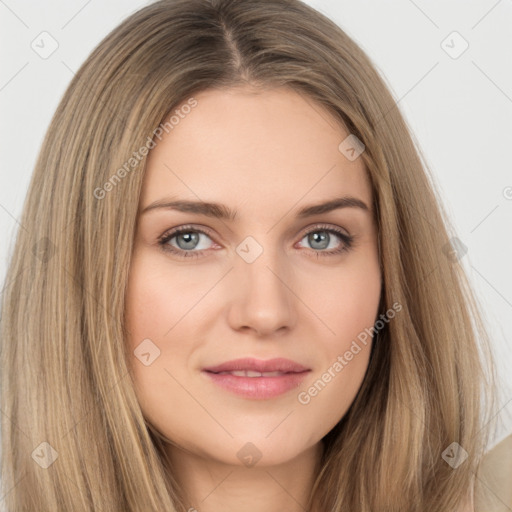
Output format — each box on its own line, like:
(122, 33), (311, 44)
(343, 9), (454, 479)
(202, 370), (310, 399)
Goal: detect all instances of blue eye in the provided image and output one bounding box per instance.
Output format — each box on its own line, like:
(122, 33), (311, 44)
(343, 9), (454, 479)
(157, 224), (354, 259)
(298, 226), (354, 257)
(157, 225), (215, 259)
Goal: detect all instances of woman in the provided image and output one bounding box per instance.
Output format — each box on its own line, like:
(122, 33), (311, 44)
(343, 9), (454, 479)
(0, 0), (496, 510)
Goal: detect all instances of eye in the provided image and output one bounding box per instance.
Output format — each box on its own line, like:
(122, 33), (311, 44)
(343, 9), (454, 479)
(157, 223), (354, 259)
(297, 224), (354, 258)
(157, 225), (216, 259)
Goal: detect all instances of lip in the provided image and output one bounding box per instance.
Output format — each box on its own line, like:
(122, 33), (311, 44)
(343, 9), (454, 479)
(202, 358), (311, 400)
(202, 357), (310, 374)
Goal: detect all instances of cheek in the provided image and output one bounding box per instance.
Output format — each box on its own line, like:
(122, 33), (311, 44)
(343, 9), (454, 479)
(124, 253), (183, 389)
(124, 254), (193, 430)
(297, 343), (372, 441)
(295, 254), (380, 426)
(306, 251), (381, 344)
(125, 252), (203, 346)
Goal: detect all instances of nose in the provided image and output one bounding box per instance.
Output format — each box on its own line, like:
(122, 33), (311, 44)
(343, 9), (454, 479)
(226, 247), (297, 337)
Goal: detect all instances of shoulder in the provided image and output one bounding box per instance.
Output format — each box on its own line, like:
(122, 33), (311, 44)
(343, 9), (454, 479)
(474, 433), (512, 511)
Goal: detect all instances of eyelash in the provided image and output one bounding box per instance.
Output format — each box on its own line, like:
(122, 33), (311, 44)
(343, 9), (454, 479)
(157, 224), (355, 260)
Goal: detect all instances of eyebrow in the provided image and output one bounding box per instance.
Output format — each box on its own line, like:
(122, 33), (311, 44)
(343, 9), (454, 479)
(140, 196), (370, 220)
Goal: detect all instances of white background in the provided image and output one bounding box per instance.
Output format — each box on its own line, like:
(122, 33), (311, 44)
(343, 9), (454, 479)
(0, 0), (511, 448)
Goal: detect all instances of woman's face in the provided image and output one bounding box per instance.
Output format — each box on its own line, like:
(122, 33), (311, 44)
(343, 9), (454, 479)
(125, 86), (381, 467)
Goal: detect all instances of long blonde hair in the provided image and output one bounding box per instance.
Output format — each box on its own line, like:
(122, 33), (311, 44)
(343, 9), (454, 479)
(0, 0), (496, 510)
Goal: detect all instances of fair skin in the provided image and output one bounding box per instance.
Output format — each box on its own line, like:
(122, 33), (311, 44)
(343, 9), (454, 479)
(125, 86), (381, 512)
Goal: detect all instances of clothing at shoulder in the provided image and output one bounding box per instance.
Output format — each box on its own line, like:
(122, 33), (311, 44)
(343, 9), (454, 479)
(474, 433), (512, 511)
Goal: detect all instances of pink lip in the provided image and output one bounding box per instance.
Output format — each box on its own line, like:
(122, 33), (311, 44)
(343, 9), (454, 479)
(202, 357), (311, 400)
(203, 371), (310, 399)
(202, 357), (309, 374)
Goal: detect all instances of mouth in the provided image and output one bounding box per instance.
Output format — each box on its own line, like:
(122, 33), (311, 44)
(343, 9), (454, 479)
(206, 370), (300, 377)
(202, 367), (310, 400)
(202, 357), (310, 375)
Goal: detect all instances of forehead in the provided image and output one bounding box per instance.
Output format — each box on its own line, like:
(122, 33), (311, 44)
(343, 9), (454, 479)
(140, 86), (372, 220)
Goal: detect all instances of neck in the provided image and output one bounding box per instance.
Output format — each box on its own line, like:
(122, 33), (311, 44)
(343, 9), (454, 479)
(166, 440), (325, 512)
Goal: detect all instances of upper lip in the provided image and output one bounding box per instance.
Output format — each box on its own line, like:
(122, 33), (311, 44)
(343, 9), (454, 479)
(203, 357), (310, 374)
